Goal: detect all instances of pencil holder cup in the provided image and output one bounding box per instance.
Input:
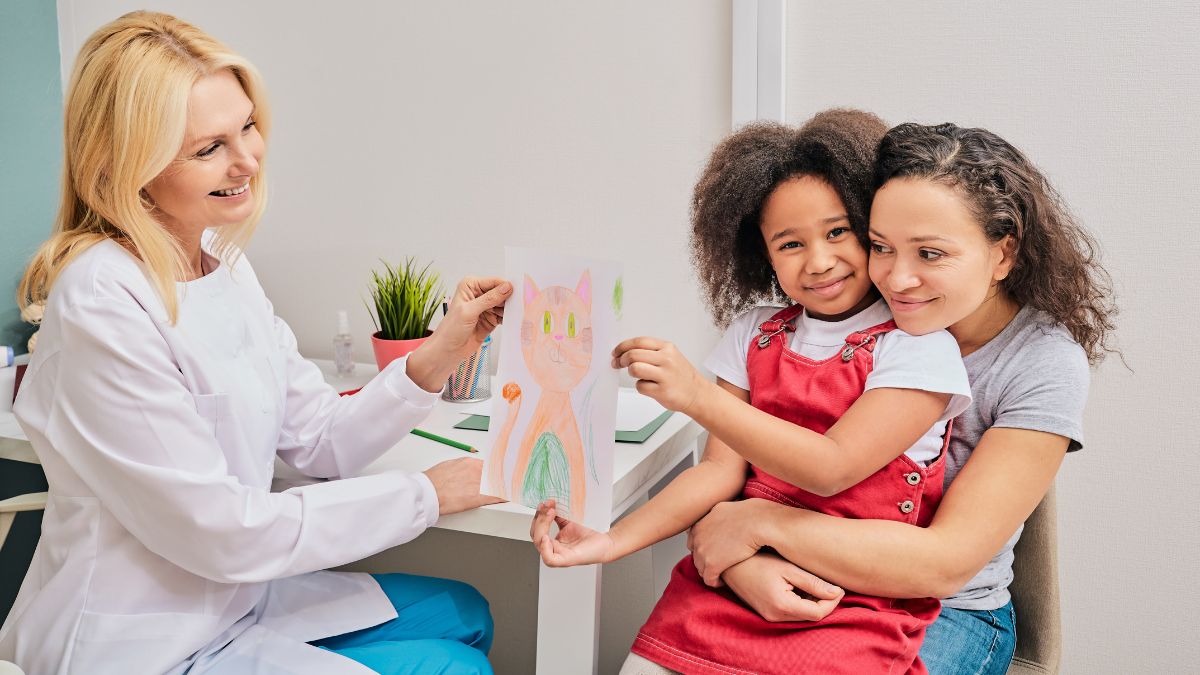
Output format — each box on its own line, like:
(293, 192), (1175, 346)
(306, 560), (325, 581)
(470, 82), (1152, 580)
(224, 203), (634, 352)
(442, 336), (491, 402)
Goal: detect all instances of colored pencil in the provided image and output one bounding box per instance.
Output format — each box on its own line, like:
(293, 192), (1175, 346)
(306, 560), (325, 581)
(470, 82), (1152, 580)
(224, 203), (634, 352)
(412, 428), (477, 453)
(469, 340), (489, 398)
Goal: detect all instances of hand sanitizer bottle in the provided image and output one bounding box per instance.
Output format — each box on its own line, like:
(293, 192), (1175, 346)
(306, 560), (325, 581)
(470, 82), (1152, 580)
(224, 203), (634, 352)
(333, 310), (354, 376)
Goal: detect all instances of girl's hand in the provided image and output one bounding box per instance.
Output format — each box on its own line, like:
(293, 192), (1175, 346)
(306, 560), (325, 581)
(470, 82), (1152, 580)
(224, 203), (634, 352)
(722, 552), (843, 623)
(689, 499), (775, 586)
(611, 337), (710, 414)
(530, 499), (616, 567)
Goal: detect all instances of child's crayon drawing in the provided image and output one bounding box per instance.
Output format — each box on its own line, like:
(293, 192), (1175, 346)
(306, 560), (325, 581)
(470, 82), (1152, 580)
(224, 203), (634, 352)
(482, 247), (621, 530)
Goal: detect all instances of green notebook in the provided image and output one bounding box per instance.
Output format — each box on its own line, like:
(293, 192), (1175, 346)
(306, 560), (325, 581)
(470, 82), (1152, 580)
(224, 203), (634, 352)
(453, 410), (673, 444)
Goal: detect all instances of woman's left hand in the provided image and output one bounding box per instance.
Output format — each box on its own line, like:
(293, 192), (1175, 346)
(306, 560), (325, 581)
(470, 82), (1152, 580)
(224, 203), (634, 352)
(408, 276), (512, 392)
(611, 337), (710, 414)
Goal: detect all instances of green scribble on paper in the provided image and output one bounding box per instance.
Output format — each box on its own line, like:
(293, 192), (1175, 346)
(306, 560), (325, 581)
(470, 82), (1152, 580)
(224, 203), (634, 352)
(612, 276), (624, 320)
(522, 431), (572, 514)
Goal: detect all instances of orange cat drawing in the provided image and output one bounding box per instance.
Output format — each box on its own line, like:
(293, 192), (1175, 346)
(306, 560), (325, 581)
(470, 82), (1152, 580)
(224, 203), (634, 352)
(489, 271), (592, 520)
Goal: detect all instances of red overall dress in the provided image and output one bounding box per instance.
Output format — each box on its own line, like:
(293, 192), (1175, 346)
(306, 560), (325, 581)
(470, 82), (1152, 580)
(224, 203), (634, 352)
(631, 305), (949, 675)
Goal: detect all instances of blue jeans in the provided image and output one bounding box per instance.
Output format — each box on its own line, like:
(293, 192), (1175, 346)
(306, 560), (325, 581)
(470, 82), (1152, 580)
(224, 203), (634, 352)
(312, 573), (494, 675)
(919, 600), (1016, 675)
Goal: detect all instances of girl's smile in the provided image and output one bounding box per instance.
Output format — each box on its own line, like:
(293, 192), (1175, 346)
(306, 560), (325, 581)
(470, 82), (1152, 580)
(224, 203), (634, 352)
(760, 176), (877, 321)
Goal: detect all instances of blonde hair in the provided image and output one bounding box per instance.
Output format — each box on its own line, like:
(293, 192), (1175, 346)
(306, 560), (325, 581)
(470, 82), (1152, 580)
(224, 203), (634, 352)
(18, 10), (270, 323)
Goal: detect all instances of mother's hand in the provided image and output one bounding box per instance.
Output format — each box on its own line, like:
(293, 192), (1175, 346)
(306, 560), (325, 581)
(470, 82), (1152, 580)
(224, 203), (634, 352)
(689, 498), (778, 587)
(407, 276), (512, 392)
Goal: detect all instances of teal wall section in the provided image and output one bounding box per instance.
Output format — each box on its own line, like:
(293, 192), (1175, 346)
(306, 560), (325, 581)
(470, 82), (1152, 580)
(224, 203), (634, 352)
(0, 0), (63, 353)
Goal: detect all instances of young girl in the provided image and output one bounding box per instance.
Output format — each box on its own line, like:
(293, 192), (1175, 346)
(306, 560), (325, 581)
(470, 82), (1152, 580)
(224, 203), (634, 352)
(529, 109), (972, 675)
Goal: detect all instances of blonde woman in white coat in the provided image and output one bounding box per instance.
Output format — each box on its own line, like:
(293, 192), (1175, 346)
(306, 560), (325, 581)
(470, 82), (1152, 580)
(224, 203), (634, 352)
(0, 12), (509, 675)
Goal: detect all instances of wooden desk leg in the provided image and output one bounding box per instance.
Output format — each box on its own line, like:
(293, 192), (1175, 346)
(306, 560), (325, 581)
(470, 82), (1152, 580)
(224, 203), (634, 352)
(536, 561), (601, 674)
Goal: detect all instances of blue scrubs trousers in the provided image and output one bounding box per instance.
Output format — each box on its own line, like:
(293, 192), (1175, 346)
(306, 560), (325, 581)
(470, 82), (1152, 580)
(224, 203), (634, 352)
(312, 573), (494, 675)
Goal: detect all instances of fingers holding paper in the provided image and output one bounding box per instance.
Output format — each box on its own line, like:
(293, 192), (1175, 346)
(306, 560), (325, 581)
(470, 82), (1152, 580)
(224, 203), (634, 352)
(444, 276), (512, 355)
(530, 499), (615, 567)
(611, 337), (708, 414)
(407, 276), (511, 392)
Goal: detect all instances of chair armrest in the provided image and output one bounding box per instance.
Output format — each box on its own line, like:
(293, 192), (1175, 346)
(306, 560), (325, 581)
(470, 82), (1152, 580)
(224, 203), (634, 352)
(0, 492), (47, 514)
(0, 491), (47, 551)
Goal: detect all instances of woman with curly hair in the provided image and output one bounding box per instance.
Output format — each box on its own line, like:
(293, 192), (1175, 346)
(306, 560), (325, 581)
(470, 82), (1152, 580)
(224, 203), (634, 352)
(530, 108), (977, 674)
(685, 122), (1115, 675)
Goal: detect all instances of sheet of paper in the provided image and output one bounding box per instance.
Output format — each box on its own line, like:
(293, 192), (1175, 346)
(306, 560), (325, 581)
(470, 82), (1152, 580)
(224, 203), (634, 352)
(0, 366), (15, 413)
(617, 388), (667, 432)
(457, 399), (492, 417)
(481, 247), (623, 531)
(461, 388), (665, 433)
(0, 412), (28, 441)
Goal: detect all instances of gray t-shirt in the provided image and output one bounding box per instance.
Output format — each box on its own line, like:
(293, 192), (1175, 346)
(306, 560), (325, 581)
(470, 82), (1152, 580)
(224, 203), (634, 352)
(942, 305), (1089, 610)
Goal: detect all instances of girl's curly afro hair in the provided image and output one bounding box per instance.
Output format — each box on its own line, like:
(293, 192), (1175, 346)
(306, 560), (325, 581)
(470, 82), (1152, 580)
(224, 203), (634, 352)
(691, 109), (888, 327)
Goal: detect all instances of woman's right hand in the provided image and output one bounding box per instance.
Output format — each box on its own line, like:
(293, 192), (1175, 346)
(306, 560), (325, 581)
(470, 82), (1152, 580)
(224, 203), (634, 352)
(407, 276), (512, 393)
(530, 499), (616, 567)
(722, 552), (843, 623)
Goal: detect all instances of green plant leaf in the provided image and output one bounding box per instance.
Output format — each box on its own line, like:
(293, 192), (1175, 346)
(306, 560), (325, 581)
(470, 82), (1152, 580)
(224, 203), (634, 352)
(365, 257), (445, 340)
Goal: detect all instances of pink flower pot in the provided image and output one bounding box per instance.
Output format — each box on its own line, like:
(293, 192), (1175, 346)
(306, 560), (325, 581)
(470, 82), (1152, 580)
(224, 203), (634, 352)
(371, 331), (430, 371)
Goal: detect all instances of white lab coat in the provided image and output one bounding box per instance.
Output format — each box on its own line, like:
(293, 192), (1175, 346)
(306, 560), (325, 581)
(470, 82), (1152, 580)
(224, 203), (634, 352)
(0, 238), (445, 675)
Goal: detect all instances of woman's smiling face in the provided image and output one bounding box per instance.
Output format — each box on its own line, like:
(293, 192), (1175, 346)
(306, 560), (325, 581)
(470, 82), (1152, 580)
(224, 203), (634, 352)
(143, 69), (263, 238)
(868, 177), (1014, 336)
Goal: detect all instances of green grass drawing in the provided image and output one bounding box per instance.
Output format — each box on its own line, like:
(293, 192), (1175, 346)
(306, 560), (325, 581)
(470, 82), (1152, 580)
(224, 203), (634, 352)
(612, 276), (624, 320)
(522, 431), (572, 515)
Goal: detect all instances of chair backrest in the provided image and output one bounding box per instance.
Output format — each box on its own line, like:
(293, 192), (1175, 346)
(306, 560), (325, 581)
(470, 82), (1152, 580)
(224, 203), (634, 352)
(1006, 485), (1061, 675)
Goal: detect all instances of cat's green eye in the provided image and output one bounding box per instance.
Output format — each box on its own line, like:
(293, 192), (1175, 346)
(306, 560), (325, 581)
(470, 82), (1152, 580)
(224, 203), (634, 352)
(567, 313), (576, 338)
(543, 310), (552, 334)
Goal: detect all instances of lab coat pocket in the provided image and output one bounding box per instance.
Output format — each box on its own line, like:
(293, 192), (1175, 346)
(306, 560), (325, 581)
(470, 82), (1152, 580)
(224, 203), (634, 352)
(72, 610), (220, 675)
(192, 392), (229, 439)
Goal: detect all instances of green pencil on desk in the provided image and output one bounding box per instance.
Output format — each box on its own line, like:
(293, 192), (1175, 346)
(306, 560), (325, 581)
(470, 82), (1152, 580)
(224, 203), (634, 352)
(412, 428), (477, 453)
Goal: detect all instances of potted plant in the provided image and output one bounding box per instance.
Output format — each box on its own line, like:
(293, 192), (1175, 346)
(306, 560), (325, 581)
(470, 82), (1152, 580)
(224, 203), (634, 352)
(366, 258), (444, 370)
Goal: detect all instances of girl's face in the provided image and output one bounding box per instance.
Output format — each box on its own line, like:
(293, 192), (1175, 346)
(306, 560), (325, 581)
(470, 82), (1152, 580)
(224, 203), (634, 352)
(868, 178), (1015, 336)
(760, 176), (877, 321)
(143, 69), (263, 238)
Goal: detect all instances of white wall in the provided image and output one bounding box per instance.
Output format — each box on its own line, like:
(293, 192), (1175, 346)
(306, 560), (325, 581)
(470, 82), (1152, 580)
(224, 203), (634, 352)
(56, 1), (1194, 673)
(59, 0), (731, 369)
(784, 2), (1199, 673)
(58, 2), (732, 673)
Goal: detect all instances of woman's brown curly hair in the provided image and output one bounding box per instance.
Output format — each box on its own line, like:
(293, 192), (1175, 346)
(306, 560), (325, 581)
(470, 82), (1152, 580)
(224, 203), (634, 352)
(875, 122), (1117, 363)
(691, 109), (888, 327)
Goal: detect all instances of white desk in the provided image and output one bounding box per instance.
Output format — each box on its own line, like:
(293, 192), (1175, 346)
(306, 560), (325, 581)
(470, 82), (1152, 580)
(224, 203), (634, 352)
(304, 360), (703, 674)
(1, 361), (703, 675)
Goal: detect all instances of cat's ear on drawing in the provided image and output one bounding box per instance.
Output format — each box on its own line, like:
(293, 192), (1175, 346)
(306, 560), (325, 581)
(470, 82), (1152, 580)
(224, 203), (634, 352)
(524, 274), (540, 306)
(576, 269), (592, 310)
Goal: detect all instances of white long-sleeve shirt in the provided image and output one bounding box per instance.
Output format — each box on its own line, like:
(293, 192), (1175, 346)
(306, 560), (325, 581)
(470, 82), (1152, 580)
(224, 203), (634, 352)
(0, 237), (442, 675)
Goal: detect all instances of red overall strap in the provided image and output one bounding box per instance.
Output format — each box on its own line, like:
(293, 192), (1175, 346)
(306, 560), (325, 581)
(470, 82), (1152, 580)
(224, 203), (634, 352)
(752, 304), (804, 350)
